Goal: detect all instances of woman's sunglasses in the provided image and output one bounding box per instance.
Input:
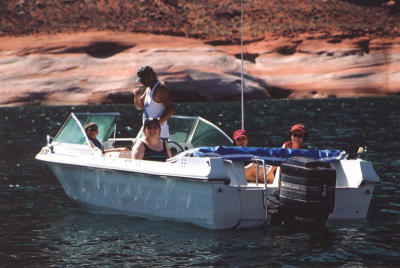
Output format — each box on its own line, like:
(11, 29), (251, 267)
(292, 133), (304, 138)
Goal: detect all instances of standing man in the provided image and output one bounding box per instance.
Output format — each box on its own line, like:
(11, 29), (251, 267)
(133, 65), (174, 140)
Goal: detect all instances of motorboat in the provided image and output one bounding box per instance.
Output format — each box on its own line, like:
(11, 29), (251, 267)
(35, 112), (269, 230)
(35, 112), (380, 229)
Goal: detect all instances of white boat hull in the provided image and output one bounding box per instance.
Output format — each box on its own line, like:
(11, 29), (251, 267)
(45, 161), (268, 230)
(330, 186), (375, 219)
(266, 184), (375, 220)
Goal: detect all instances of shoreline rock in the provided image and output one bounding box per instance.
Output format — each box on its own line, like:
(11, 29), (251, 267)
(0, 31), (399, 107)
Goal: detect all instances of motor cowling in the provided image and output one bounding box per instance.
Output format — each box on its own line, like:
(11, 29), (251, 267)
(279, 157), (336, 226)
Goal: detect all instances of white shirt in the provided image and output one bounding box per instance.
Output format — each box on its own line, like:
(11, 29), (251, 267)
(143, 81), (169, 138)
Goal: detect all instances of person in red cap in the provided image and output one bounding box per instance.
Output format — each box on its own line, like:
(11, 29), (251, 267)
(233, 129), (249, 146)
(284, 123), (308, 149)
(232, 129), (274, 184)
(245, 123), (308, 184)
(258, 123), (308, 183)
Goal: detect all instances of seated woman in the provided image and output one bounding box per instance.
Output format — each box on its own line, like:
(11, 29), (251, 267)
(281, 123), (308, 150)
(245, 124), (308, 184)
(131, 118), (172, 161)
(84, 122), (130, 154)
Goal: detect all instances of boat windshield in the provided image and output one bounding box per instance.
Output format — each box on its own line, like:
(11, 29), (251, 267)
(190, 118), (233, 147)
(137, 115), (233, 147)
(53, 113), (232, 147)
(53, 113), (119, 144)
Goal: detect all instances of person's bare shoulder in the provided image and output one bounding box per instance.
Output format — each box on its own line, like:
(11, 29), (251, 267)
(132, 141), (145, 159)
(153, 83), (172, 103)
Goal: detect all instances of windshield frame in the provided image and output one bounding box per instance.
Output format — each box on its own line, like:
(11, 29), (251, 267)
(53, 112), (120, 146)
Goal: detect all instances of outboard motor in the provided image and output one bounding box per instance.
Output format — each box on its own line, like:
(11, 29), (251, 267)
(279, 157), (336, 226)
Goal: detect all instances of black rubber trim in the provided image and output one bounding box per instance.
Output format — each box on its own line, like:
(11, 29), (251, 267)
(280, 173), (336, 186)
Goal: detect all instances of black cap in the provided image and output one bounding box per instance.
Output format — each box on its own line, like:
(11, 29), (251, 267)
(84, 122), (98, 132)
(136, 65), (154, 82)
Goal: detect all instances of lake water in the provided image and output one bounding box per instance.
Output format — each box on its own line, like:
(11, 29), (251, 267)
(1, 97), (399, 267)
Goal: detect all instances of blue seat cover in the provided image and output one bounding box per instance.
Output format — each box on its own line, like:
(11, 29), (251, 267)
(190, 146), (346, 165)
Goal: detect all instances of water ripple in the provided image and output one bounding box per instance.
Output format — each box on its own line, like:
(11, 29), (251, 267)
(1, 97), (400, 267)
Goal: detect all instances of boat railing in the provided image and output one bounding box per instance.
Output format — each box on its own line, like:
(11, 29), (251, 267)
(108, 138), (137, 143)
(252, 158), (270, 188)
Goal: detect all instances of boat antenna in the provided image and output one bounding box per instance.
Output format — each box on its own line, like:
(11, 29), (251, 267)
(240, 0), (245, 130)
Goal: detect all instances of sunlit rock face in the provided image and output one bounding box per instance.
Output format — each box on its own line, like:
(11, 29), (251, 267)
(0, 31), (399, 106)
(0, 32), (271, 106)
(246, 35), (400, 99)
(1, 0), (400, 106)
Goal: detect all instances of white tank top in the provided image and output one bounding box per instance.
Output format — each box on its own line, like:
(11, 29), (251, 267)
(143, 81), (169, 138)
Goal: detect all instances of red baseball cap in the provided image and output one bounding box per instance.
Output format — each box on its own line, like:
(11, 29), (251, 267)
(233, 129), (248, 141)
(290, 124), (307, 134)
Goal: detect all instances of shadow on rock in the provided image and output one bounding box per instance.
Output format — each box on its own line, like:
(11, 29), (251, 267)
(55, 42), (134, 58)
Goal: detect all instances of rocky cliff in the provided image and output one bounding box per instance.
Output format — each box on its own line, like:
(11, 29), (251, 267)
(1, 0), (399, 106)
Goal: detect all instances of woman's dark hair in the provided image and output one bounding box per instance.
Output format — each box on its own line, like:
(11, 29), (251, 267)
(143, 118), (161, 129)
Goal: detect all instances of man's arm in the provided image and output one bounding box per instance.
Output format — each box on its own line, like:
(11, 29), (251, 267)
(153, 85), (174, 124)
(133, 87), (146, 110)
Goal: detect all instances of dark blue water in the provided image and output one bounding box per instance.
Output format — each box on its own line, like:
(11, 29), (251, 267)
(1, 97), (399, 267)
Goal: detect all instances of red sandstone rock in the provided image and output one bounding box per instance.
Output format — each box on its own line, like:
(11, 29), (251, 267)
(0, 31), (399, 106)
(1, 0), (400, 106)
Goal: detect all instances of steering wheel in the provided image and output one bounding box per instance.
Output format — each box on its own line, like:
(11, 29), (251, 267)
(166, 141), (185, 156)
